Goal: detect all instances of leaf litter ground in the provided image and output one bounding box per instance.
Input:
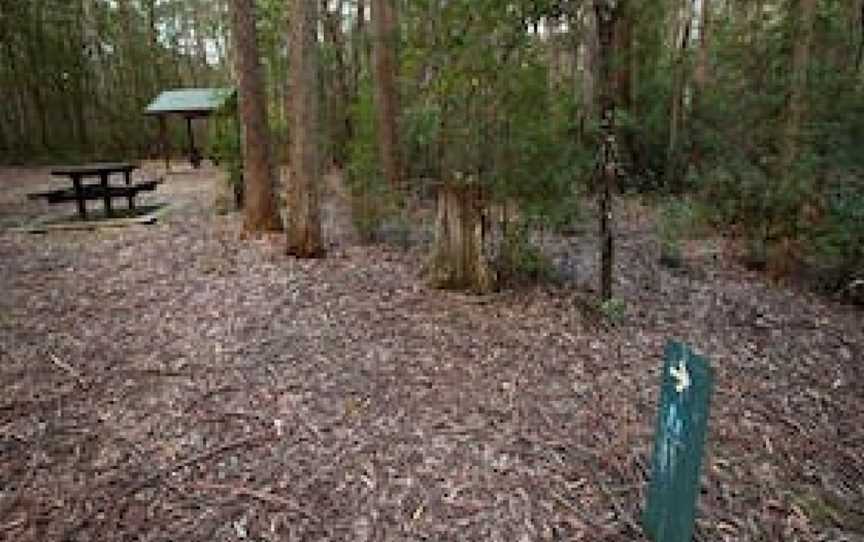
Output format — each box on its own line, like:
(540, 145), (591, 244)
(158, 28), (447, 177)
(0, 164), (861, 541)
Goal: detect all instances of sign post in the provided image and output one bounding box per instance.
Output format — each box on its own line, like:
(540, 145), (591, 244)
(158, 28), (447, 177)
(643, 341), (714, 541)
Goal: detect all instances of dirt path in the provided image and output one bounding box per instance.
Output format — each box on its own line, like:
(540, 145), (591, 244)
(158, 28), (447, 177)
(0, 166), (862, 541)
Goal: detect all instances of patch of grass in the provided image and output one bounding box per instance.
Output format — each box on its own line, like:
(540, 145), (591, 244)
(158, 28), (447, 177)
(600, 297), (627, 324)
(0, 310), (14, 329)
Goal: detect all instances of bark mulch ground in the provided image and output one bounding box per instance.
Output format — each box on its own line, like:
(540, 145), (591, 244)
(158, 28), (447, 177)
(1, 164), (862, 541)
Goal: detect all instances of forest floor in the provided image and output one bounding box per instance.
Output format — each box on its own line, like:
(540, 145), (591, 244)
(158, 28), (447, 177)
(1, 163), (862, 542)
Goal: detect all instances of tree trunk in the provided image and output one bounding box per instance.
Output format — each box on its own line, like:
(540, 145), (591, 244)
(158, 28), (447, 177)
(613, 0), (632, 112)
(579, 4), (599, 137)
(371, 0), (402, 190)
(287, 0), (324, 257)
(145, 0), (162, 89)
(691, 0), (711, 170)
(118, 0), (144, 152)
(193, 0), (210, 84)
(665, 0), (693, 192)
(782, 0), (817, 175)
(595, 0), (618, 302)
(230, 0), (281, 232)
(855, 0), (864, 73)
(322, 0), (351, 166)
(427, 183), (496, 294)
(353, 0), (367, 96)
(693, 0), (711, 106)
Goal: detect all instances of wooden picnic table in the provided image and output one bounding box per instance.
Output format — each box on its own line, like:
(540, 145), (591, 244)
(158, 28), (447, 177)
(46, 162), (140, 220)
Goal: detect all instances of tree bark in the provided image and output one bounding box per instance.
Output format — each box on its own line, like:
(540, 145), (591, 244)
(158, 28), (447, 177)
(613, 0), (632, 112)
(145, 0), (162, 89)
(690, 0), (711, 170)
(371, 0), (402, 190)
(427, 183), (496, 294)
(665, 0), (693, 192)
(193, 0), (210, 83)
(579, 4), (599, 137)
(353, 0), (367, 95)
(855, 0), (864, 72)
(322, 0), (351, 166)
(230, 0), (281, 232)
(693, 0), (711, 102)
(595, 0), (618, 302)
(287, 0), (324, 257)
(782, 0), (817, 174)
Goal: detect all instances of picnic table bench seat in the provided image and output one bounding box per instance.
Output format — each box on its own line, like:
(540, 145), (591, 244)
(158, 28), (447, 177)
(27, 176), (163, 210)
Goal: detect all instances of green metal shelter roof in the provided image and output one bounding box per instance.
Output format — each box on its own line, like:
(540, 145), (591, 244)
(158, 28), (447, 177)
(144, 88), (235, 116)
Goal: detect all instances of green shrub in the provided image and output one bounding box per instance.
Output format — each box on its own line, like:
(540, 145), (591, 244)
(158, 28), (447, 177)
(495, 225), (553, 284)
(403, 102), (441, 180)
(806, 185), (864, 290)
(656, 197), (711, 267)
(208, 114), (243, 209)
(346, 77), (393, 241)
(600, 297), (627, 324)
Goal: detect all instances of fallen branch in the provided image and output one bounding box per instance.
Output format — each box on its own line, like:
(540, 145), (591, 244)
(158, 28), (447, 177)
(49, 353), (85, 386)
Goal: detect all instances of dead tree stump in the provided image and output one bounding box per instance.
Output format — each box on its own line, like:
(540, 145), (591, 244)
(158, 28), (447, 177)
(426, 182), (496, 294)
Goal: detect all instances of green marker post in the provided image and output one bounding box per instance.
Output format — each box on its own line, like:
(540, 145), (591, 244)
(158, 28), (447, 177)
(643, 341), (714, 541)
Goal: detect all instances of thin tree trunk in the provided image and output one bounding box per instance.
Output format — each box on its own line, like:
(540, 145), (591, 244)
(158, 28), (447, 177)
(691, 0), (711, 170)
(145, 0), (161, 90)
(371, 0), (402, 190)
(546, 17), (563, 92)
(118, 0), (143, 152)
(613, 0), (632, 111)
(595, 0), (617, 302)
(30, 1), (50, 151)
(693, 0), (711, 100)
(855, 0), (864, 72)
(230, 0), (281, 232)
(353, 0), (366, 95)
(322, 0), (351, 165)
(287, 0), (324, 257)
(665, 0), (693, 192)
(580, 4), (599, 137)
(194, 0), (210, 84)
(782, 0), (817, 176)
(2, 16), (24, 153)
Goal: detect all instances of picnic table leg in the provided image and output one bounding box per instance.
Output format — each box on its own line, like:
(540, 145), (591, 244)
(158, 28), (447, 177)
(72, 175), (87, 220)
(100, 172), (113, 217)
(123, 170), (135, 210)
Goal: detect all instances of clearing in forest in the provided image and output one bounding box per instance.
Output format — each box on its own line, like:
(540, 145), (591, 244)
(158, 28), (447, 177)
(0, 165), (862, 541)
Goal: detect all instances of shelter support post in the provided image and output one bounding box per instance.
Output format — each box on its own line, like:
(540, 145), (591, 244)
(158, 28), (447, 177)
(186, 115), (201, 168)
(159, 115), (170, 171)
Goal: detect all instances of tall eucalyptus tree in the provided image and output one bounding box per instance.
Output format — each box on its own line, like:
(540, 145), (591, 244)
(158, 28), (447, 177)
(287, 0), (324, 257)
(230, 0), (281, 231)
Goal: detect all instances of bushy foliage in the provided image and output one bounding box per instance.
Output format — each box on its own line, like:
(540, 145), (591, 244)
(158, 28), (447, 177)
(644, 2), (864, 293)
(656, 197), (711, 267)
(807, 184), (864, 288)
(208, 113), (243, 209)
(343, 0), (592, 263)
(398, 0), (588, 227)
(346, 77), (391, 241)
(495, 224), (554, 284)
